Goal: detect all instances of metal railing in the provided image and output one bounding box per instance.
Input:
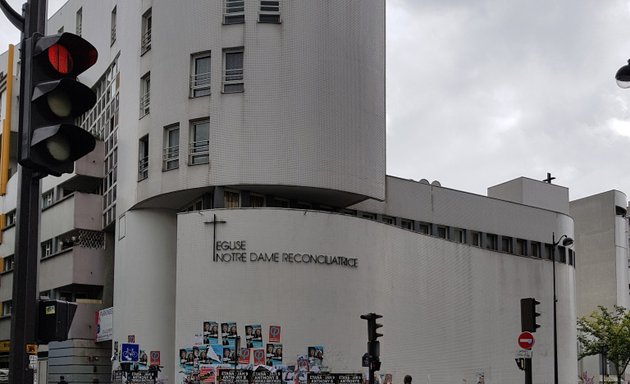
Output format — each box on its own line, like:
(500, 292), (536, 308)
(190, 72), (211, 97)
(138, 156), (149, 180)
(111, 25), (116, 44)
(141, 29), (151, 54)
(189, 140), (209, 165)
(139, 92), (150, 117)
(163, 145), (179, 170)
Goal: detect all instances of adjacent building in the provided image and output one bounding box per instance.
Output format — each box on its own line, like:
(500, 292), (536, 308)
(0, 1), (582, 383)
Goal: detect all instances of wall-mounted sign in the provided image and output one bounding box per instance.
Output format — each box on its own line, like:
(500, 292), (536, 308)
(213, 241), (358, 268)
(96, 307), (113, 342)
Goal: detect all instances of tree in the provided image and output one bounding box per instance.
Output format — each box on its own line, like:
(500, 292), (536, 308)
(577, 305), (630, 384)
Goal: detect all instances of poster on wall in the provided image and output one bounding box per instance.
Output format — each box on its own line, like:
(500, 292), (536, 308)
(199, 365), (217, 384)
(252, 348), (266, 366)
(307, 346), (324, 370)
(269, 325), (281, 343)
(95, 307), (113, 342)
(251, 370), (282, 384)
(204, 321), (219, 345)
(221, 322), (238, 347)
(217, 369), (250, 384)
(238, 347), (251, 365)
(179, 345), (223, 373)
(222, 346), (236, 364)
(246, 324), (263, 348)
(266, 344), (282, 366)
(307, 373), (336, 384)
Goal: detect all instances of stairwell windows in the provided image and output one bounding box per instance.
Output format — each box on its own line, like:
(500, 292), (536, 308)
(223, 49), (244, 93)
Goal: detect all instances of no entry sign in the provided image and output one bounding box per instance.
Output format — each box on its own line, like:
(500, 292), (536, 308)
(518, 331), (535, 349)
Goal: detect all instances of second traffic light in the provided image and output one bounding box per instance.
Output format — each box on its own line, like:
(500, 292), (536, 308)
(361, 312), (383, 341)
(21, 32), (98, 176)
(520, 297), (540, 332)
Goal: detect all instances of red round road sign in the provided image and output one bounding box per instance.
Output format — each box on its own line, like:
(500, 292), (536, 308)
(518, 331), (535, 349)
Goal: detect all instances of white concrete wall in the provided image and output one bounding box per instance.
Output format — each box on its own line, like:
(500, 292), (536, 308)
(170, 208), (577, 384)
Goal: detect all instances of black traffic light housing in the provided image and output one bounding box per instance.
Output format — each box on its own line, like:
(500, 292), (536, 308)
(520, 297), (541, 332)
(20, 32), (97, 176)
(37, 299), (77, 343)
(361, 313), (383, 374)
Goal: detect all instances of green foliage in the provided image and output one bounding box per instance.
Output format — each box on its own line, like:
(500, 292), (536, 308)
(577, 305), (630, 384)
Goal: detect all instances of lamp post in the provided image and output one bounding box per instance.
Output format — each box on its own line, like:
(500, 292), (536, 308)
(552, 232), (573, 384)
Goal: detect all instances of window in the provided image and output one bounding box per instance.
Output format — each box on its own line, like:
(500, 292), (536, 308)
(417, 222), (431, 235)
(531, 242), (542, 258)
(2, 301), (12, 317)
(141, 8), (152, 54)
(436, 225), (448, 239)
(360, 212), (376, 221)
(42, 239), (54, 258)
(191, 52), (211, 97)
(189, 119), (209, 165)
(453, 228), (465, 243)
(250, 194), (265, 207)
(515, 239), (527, 256)
(138, 135), (149, 181)
(76, 8), (82, 36)
(259, 0), (280, 23)
(57, 26), (64, 33)
(568, 249), (575, 266)
(471, 231), (481, 247)
(224, 191), (240, 208)
(3, 255), (14, 272)
(272, 198), (289, 208)
(382, 216), (394, 225)
(486, 234), (498, 251)
(223, 49), (244, 93)
(111, 6), (117, 44)
(557, 246), (567, 263)
(163, 125), (179, 171)
(140, 72), (150, 117)
(42, 189), (54, 209)
(224, 0), (244, 24)
(400, 219), (413, 230)
(544, 244), (554, 260)
(5, 210), (16, 227)
(501, 237), (513, 253)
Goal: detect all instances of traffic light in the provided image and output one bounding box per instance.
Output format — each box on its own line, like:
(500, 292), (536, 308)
(520, 297), (541, 332)
(37, 299), (77, 343)
(361, 313), (383, 373)
(20, 32), (97, 176)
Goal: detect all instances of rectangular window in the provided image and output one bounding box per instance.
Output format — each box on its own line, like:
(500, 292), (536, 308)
(471, 231), (481, 247)
(515, 239), (527, 256)
(453, 228), (465, 243)
(250, 194), (265, 207)
(224, 191), (240, 208)
(223, 49), (244, 93)
(141, 8), (152, 54)
(76, 8), (82, 36)
(486, 234), (498, 251)
(42, 189), (54, 209)
(360, 212), (377, 221)
(41, 239), (54, 258)
(140, 72), (150, 117)
(544, 244), (554, 260)
(224, 0), (245, 24)
(163, 124), (179, 171)
(189, 119), (210, 165)
(557, 246), (567, 263)
(3, 255), (14, 272)
(191, 52), (211, 97)
(436, 225), (448, 239)
(111, 6), (117, 44)
(5, 210), (16, 227)
(568, 249), (575, 266)
(501, 237), (513, 253)
(382, 216), (394, 225)
(259, 0), (280, 23)
(531, 242), (542, 258)
(138, 135), (149, 181)
(417, 222), (430, 235)
(400, 219), (413, 230)
(2, 301), (12, 317)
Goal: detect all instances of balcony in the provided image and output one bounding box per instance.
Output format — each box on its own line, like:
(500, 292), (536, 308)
(59, 140), (105, 193)
(39, 247), (108, 292)
(41, 192), (103, 241)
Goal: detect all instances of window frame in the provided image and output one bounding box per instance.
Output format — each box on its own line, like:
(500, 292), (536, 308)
(163, 124), (180, 171)
(258, 0), (281, 23)
(189, 119), (210, 165)
(224, 0), (245, 24)
(141, 8), (152, 55)
(140, 72), (151, 117)
(190, 52), (211, 98)
(223, 48), (244, 93)
(138, 135), (149, 181)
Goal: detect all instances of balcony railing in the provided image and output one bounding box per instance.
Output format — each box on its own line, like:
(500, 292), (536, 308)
(189, 140), (209, 165)
(138, 156), (149, 180)
(224, 67), (244, 92)
(190, 72), (211, 97)
(139, 92), (150, 117)
(141, 29), (151, 54)
(163, 145), (179, 170)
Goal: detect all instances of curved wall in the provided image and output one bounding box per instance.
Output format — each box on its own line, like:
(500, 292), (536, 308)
(119, 0), (385, 209)
(168, 208), (577, 384)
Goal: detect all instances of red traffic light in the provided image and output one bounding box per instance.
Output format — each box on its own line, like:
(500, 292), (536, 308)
(34, 32), (98, 77)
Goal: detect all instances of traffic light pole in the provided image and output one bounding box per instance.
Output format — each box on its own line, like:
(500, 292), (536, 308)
(8, 1), (47, 384)
(524, 358), (532, 384)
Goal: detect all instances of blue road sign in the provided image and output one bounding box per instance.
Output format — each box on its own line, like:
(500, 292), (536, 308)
(120, 343), (139, 362)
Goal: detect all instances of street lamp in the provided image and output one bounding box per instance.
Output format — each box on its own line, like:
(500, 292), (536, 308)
(552, 232), (574, 384)
(615, 59), (630, 88)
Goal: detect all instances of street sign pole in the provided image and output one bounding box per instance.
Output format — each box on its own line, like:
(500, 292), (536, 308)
(524, 358), (532, 384)
(8, 1), (47, 384)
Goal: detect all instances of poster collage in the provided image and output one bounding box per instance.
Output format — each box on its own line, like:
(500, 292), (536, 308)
(179, 322), (329, 384)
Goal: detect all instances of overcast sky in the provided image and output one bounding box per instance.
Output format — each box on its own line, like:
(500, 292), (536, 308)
(2, 0), (630, 201)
